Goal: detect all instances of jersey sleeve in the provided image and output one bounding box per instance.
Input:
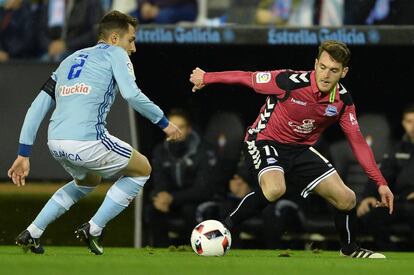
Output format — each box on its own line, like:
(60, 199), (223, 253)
(203, 70), (288, 98)
(252, 70), (290, 97)
(340, 105), (388, 186)
(18, 74), (57, 157)
(109, 46), (168, 128)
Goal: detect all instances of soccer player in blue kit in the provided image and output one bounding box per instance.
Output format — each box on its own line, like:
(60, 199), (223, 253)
(7, 11), (182, 255)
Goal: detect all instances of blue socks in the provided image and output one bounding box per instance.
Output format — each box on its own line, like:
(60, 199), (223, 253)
(89, 176), (149, 236)
(28, 181), (95, 238)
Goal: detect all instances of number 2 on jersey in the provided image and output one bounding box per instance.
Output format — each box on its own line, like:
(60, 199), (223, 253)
(67, 54), (89, 80)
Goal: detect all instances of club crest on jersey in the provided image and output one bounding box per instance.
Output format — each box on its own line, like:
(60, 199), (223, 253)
(256, 72), (271, 83)
(324, 105), (337, 116)
(127, 62), (134, 75)
(59, 83), (91, 96)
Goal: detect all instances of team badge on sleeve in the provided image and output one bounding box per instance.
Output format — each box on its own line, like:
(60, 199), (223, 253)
(256, 72), (271, 83)
(127, 62), (134, 75)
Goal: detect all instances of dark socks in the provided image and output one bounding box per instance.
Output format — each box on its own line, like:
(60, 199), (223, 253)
(224, 189), (270, 230)
(335, 207), (359, 254)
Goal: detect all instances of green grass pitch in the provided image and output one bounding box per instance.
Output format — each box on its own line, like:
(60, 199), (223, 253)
(0, 246), (413, 275)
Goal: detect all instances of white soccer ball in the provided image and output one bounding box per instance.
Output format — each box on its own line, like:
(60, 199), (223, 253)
(190, 220), (232, 256)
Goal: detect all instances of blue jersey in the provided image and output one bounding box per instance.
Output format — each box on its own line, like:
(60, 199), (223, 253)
(18, 43), (168, 155)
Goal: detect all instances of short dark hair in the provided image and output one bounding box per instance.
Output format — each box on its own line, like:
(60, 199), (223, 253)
(318, 40), (351, 67)
(98, 10), (138, 39)
(168, 108), (192, 126)
(403, 103), (414, 117)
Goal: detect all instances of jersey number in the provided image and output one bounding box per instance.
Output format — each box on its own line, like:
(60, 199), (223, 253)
(264, 145), (278, 157)
(67, 54), (89, 80)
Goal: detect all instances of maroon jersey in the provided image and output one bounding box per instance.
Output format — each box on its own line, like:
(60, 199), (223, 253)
(204, 70), (387, 186)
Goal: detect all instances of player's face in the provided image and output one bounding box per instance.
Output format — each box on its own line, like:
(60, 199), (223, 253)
(314, 51), (348, 93)
(117, 24), (136, 56)
(169, 115), (191, 141)
(402, 112), (414, 142)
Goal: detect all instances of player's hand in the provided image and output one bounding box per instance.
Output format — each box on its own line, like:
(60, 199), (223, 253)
(377, 185), (394, 214)
(406, 192), (414, 201)
(7, 156), (30, 187)
(190, 67), (206, 92)
(356, 197), (377, 217)
(163, 121), (183, 141)
(0, 50), (9, 62)
(153, 191), (173, 213)
(48, 39), (66, 57)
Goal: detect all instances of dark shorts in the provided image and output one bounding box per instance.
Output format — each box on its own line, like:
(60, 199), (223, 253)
(243, 140), (336, 198)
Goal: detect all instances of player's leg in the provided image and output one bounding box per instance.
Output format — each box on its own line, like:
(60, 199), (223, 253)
(16, 141), (100, 254)
(224, 140), (286, 229)
(314, 173), (385, 258)
(77, 136), (151, 254)
(87, 149), (150, 236)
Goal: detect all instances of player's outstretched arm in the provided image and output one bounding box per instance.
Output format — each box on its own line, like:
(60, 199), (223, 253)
(163, 121), (183, 141)
(190, 67), (206, 92)
(9, 76), (56, 187)
(8, 156), (30, 187)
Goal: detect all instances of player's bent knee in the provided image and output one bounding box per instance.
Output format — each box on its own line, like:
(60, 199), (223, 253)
(124, 152), (152, 177)
(260, 178), (286, 202)
(336, 190), (356, 211)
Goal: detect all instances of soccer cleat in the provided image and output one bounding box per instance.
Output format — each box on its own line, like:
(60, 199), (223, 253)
(75, 223), (104, 255)
(15, 230), (44, 254)
(340, 247), (386, 259)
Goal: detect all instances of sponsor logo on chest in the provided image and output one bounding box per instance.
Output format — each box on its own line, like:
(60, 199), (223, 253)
(59, 83), (91, 96)
(288, 119), (316, 134)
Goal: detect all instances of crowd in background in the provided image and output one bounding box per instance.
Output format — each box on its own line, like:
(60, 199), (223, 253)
(1, 0), (414, 62)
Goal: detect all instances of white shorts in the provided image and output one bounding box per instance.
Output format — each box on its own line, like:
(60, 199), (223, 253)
(48, 134), (133, 180)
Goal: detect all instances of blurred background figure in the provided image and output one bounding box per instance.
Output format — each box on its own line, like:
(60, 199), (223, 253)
(318, 0), (344, 26)
(138, 0), (197, 24)
(255, 0), (315, 26)
(344, 0), (389, 25)
(357, 104), (414, 251)
(0, 0), (35, 62)
(101, 0), (138, 14)
(38, 0), (103, 62)
(344, 0), (414, 25)
(145, 108), (218, 247)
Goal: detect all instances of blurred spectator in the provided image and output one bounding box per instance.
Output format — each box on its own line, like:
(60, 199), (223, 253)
(344, 0), (389, 25)
(101, 0), (137, 15)
(357, 104), (414, 250)
(138, 0), (197, 24)
(38, 0), (103, 62)
(145, 108), (217, 247)
(0, 0), (34, 62)
(344, 0), (414, 25)
(318, 0), (344, 26)
(255, 0), (315, 26)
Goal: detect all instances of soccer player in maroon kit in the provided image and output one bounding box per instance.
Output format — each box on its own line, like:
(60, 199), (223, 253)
(189, 40), (394, 258)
